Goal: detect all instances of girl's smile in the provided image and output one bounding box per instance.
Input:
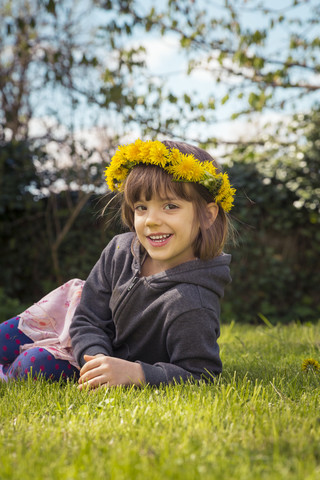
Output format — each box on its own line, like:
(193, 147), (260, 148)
(147, 233), (173, 247)
(134, 195), (200, 274)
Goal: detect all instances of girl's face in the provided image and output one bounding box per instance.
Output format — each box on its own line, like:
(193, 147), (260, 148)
(134, 194), (200, 273)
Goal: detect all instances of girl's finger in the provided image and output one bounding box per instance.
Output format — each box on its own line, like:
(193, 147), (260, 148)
(79, 366), (101, 383)
(83, 354), (96, 362)
(80, 357), (102, 376)
(80, 354), (107, 376)
(78, 374), (108, 390)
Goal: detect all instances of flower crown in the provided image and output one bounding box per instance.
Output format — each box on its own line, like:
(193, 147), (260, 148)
(104, 139), (236, 212)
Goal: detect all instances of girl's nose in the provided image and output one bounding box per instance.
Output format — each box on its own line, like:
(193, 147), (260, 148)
(145, 208), (162, 226)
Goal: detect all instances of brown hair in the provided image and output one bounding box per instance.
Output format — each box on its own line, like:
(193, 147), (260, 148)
(121, 140), (230, 259)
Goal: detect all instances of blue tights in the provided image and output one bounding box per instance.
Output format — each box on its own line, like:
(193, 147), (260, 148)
(0, 317), (79, 381)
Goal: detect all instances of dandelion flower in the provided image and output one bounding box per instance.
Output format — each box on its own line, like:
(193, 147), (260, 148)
(126, 140), (143, 161)
(169, 148), (183, 165)
(149, 141), (169, 167)
(203, 161), (217, 177)
(111, 146), (128, 166)
(105, 139), (236, 211)
(138, 142), (152, 163)
(215, 173), (236, 212)
(169, 154), (204, 182)
(104, 163), (129, 191)
(301, 358), (320, 372)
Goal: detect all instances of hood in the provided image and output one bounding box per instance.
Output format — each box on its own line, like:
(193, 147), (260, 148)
(132, 235), (231, 299)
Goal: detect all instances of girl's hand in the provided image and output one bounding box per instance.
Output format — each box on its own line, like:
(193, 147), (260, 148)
(78, 354), (145, 390)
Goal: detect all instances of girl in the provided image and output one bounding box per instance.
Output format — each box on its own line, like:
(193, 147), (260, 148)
(0, 139), (235, 388)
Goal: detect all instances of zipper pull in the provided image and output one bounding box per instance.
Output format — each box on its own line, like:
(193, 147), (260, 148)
(127, 275), (139, 292)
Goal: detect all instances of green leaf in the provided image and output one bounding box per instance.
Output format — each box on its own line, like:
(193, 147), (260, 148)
(221, 94), (229, 105)
(168, 94), (178, 104)
(46, 0), (56, 15)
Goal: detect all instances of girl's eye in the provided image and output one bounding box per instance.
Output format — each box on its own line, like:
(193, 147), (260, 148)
(134, 205), (147, 211)
(164, 203), (178, 210)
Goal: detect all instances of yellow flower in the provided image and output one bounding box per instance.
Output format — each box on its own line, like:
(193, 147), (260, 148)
(215, 173), (236, 212)
(105, 169), (126, 191)
(220, 191), (236, 212)
(126, 139), (143, 161)
(104, 139), (236, 212)
(138, 141), (152, 163)
(215, 173), (230, 200)
(203, 161), (217, 177)
(149, 141), (170, 167)
(104, 160), (129, 191)
(109, 147), (128, 169)
(301, 358), (320, 372)
(105, 174), (115, 191)
(169, 148), (183, 165)
(169, 154), (205, 182)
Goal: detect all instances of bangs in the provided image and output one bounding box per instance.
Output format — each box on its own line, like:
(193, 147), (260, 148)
(124, 165), (194, 206)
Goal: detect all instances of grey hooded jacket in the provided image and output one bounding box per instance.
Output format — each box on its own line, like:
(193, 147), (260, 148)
(70, 232), (231, 385)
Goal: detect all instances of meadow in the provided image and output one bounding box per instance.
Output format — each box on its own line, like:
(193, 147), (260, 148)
(0, 321), (319, 480)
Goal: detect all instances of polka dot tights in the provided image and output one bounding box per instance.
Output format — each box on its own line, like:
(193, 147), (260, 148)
(0, 317), (79, 381)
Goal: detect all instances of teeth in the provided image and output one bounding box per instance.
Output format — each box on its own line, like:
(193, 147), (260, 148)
(149, 234), (170, 240)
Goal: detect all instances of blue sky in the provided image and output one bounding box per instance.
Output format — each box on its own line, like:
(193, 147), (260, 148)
(21, 0), (320, 157)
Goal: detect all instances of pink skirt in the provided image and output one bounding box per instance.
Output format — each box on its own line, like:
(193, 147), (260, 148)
(18, 279), (84, 369)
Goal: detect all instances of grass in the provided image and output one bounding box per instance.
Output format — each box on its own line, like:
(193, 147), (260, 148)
(0, 321), (319, 480)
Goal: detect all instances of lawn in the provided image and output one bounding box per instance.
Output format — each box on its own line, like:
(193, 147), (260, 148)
(0, 321), (319, 480)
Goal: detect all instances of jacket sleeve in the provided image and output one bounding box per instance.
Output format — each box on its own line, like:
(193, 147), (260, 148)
(69, 248), (115, 367)
(137, 308), (222, 386)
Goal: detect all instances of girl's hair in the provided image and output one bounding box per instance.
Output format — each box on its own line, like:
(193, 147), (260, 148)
(121, 140), (231, 259)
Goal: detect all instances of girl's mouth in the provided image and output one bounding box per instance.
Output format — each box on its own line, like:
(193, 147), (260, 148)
(147, 234), (173, 247)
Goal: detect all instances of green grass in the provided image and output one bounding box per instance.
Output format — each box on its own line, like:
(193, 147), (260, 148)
(1, 321), (319, 480)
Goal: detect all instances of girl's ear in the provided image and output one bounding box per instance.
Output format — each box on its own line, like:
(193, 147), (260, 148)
(205, 202), (219, 228)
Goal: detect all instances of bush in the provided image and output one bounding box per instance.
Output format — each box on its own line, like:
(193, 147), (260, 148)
(223, 159), (320, 324)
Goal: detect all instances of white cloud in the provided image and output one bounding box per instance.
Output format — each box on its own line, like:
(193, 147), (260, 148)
(141, 35), (185, 74)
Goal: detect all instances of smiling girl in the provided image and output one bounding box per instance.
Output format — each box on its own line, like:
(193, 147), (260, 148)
(0, 139), (235, 387)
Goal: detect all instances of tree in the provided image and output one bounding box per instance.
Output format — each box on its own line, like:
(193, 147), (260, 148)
(96, 0), (320, 143)
(0, 138), (48, 306)
(0, 137), (116, 315)
(0, 0), (158, 281)
(2, 0), (319, 322)
(223, 109), (320, 322)
(95, 0), (320, 322)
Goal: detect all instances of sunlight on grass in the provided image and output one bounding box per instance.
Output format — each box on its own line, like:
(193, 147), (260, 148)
(1, 321), (319, 480)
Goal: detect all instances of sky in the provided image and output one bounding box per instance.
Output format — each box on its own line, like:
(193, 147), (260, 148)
(18, 0), (320, 162)
(89, 0), (318, 142)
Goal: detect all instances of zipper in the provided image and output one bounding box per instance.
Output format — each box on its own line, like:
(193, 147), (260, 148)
(127, 274), (139, 292)
(112, 268), (141, 321)
(112, 273), (140, 322)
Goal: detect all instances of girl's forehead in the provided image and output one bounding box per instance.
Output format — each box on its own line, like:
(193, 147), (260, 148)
(138, 182), (184, 199)
(125, 165), (195, 204)
(134, 181), (194, 204)
(137, 191), (178, 202)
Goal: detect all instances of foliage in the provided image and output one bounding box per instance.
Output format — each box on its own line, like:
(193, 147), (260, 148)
(0, 138), (43, 212)
(95, 0), (320, 141)
(2, 108), (320, 323)
(0, 0), (119, 285)
(0, 138), (117, 315)
(2, 0), (319, 144)
(0, 0), (166, 285)
(0, 0), (164, 141)
(45, 192), (117, 290)
(1, 321), (320, 479)
(223, 108), (320, 323)
(1, 1), (319, 323)
(0, 288), (26, 321)
(0, 139), (49, 304)
(0, 188), (117, 318)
